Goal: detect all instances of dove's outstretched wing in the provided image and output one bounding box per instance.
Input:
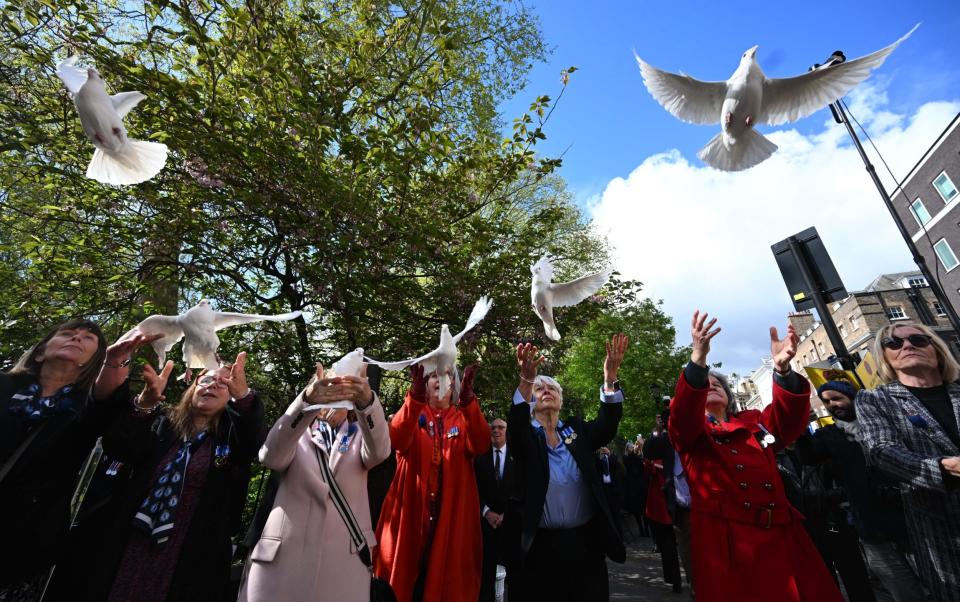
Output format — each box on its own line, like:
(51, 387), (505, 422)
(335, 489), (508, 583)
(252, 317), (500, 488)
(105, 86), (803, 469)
(127, 314), (185, 365)
(56, 56), (88, 95)
(366, 348), (441, 371)
(452, 296), (493, 343)
(551, 269), (612, 308)
(212, 310), (303, 331)
(635, 54), (728, 125)
(760, 24), (918, 126)
(110, 92), (147, 119)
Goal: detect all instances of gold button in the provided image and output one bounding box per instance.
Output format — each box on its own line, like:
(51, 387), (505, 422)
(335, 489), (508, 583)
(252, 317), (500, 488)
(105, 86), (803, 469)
(768, 502), (776, 509)
(763, 483), (773, 490)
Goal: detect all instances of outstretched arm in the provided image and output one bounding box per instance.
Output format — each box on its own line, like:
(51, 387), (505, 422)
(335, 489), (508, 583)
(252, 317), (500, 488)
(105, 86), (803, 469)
(669, 311), (720, 451)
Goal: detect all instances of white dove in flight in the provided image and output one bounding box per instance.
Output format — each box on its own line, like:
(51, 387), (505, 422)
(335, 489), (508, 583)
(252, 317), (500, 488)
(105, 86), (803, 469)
(531, 256), (612, 341)
(635, 24), (918, 172)
(55, 56), (168, 185)
(367, 296), (493, 400)
(122, 300), (303, 374)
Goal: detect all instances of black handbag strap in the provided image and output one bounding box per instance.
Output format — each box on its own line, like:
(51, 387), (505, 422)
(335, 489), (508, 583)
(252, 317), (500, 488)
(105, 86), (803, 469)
(314, 445), (374, 568)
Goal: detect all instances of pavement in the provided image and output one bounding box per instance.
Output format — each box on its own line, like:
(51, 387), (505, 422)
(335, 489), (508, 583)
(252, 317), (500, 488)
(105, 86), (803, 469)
(608, 532), (693, 601)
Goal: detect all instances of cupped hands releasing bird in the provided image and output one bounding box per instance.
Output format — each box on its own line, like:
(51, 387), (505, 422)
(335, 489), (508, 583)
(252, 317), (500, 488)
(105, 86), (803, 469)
(121, 300), (304, 379)
(531, 256), (612, 341)
(300, 348), (368, 412)
(366, 296), (493, 401)
(635, 24), (918, 172)
(55, 56), (168, 185)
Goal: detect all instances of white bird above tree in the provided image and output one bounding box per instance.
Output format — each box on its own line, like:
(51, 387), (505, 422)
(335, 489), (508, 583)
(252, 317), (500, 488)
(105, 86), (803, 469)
(121, 299), (304, 378)
(635, 24), (918, 172)
(531, 255), (612, 341)
(55, 56), (168, 185)
(366, 296), (493, 400)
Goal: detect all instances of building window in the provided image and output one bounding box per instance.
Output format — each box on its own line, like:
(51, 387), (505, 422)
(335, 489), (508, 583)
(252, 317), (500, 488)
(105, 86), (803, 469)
(933, 171), (958, 203)
(934, 301), (948, 316)
(850, 315), (860, 330)
(838, 323), (846, 337)
(886, 306), (907, 320)
(817, 341), (826, 355)
(910, 199), (932, 226)
(907, 276), (928, 287)
(933, 238), (960, 271)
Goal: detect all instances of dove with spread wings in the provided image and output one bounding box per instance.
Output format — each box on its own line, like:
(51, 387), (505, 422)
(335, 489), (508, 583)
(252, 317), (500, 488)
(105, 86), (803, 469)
(366, 296), (493, 401)
(55, 56), (168, 185)
(635, 25), (918, 172)
(531, 256), (612, 341)
(121, 300), (303, 376)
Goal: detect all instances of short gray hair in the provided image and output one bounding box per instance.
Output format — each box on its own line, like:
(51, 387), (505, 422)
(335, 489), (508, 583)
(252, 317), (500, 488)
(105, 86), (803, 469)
(531, 374), (563, 414)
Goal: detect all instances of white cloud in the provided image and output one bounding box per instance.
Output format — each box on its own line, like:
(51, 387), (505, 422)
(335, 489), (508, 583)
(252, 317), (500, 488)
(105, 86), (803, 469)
(589, 86), (960, 374)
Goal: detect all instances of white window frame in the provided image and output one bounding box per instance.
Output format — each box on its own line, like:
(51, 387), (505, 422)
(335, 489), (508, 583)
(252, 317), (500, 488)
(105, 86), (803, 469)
(886, 306), (907, 320)
(933, 171), (959, 203)
(838, 323), (846, 337)
(933, 238), (960, 272)
(849, 315), (859, 330)
(910, 198), (932, 226)
(907, 276), (927, 288)
(933, 301), (947, 317)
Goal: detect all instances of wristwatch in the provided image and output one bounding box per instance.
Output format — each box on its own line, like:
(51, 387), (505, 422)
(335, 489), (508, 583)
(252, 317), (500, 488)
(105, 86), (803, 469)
(604, 380), (621, 392)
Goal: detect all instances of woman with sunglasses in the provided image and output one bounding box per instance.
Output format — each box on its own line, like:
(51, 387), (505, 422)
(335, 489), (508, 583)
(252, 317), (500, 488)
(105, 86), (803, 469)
(855, 323), (960, 601)
(49, 348), (264, 601)
(667, 311), (842, 601)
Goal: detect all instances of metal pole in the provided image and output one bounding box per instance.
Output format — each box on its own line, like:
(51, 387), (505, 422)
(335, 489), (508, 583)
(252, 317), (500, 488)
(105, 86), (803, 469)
(787, 236), (859, 373)
(812, 53), (960, 336)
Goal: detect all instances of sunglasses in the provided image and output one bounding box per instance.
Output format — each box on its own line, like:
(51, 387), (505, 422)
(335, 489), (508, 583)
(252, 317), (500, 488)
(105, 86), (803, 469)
(881, 333), (933, 350)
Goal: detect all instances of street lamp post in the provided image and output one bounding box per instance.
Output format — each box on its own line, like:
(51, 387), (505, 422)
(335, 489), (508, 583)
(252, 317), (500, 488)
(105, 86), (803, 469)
(811, 52), (960, 336)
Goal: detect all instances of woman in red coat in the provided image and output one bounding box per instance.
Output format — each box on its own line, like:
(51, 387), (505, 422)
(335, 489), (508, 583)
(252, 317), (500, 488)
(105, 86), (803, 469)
(374, 364), (490, 602)
(668, 311), (842, 602)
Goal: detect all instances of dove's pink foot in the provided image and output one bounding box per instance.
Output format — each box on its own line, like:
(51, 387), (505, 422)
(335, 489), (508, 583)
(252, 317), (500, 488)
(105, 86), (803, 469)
(94, 132), (105, 145)
(182, 367), (193, 384)
(724, 112), (733, 127)
(745, 115), (754, 127)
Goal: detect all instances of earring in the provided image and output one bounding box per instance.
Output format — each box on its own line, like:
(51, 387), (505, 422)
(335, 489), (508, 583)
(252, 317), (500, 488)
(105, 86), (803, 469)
(78, 363), (85, 367)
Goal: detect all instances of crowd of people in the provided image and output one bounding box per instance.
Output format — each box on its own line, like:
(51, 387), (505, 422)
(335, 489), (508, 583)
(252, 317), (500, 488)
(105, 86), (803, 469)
(0, 314), (958, 601)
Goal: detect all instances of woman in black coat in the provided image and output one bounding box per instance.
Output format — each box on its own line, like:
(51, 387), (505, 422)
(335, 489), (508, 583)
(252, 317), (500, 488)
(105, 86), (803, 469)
(49, 347), (264, 601)
(0, 319), (119, 598)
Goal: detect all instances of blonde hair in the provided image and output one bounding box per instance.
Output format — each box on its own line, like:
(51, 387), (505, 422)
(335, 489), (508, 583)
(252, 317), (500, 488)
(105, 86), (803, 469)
(168, 365), (232, 439)
(872, 322), (960, 384)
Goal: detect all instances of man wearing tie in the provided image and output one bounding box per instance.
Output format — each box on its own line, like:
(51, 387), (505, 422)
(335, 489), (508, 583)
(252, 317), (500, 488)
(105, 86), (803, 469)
(475, 418), (520, 601)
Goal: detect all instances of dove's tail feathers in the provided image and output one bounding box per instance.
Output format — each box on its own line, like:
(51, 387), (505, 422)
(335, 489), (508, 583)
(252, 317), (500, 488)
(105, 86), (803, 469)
(87, 139), (168, 186)
(698, 130), (777, 172)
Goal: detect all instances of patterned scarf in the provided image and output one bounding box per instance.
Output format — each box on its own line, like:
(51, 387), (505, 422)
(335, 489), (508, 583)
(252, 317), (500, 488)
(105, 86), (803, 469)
(7, 382), (78, 422)
(133, 430), (208, 544)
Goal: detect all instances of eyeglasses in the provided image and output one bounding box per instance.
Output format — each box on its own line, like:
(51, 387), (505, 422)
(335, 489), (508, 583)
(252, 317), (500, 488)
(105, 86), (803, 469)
(490, 425), (506, 430)
(197, 374), (227, 388)
(881, 333), (933, 350)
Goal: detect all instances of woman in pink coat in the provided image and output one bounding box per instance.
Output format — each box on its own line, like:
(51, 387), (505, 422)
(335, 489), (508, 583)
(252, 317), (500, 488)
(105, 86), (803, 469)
(239, 363), (392, 602)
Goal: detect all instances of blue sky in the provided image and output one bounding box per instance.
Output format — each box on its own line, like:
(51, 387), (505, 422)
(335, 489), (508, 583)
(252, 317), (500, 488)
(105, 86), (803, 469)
(499, 1), (960, 375)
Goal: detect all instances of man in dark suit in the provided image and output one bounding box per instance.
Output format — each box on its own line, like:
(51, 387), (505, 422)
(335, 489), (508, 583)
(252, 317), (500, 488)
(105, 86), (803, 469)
(475, 417), (520, 602)
(508, 335), (629, 602)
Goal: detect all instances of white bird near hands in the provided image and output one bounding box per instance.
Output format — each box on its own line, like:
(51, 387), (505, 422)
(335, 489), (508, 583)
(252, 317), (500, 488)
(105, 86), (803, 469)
(301, 348), (367, 412)
(531, 256), (611, 341)
(367, 296), (493, 400)
(55, 56), (168, 185)
(121, 299), (303, 375)
(635, 24), (918, 172)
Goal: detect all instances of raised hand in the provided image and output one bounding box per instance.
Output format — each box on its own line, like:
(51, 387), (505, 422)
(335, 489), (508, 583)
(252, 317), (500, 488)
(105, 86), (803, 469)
(691, 310), (721, 367)
(104, 332), (165, 367)
(410, 364), (427, 403)
(604, 333), (629, 386)
(459, 364), (479, 405)
(140, 360), (174, 406)
(227, 351), (251, 399)
(770, 324), (799, 373)
(304, 363), (327, 405)
(516, 343), (546, 381)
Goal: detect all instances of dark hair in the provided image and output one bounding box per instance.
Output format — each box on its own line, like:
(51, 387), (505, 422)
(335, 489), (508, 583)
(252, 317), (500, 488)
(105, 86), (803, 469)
(8, 319), (107, 396)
